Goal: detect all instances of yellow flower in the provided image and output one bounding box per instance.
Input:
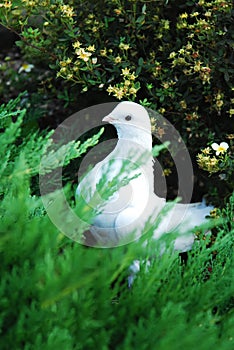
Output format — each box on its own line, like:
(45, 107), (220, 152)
(180, 13), (188, 19)
(113, 88), (124, 100)
(161, 19), (170, 30)
(191, 12), (199, 17)
(197, 19), (209, 27)
(169, 52), (176, 59)
(177, 21), (188, 29)
(73, 41), (82, 49)
(211, 142), (229, 155)
(60, 67), (67, 73)
(0, 0), (12, 8)
(177, 57), (186, 65)
(100, 48), (107, 56)
(188, 33), (194, 39)
(129, 73), (136, 80)
(210, 208), (220, 219)
(129, 87), (137, 95)
(163, 168), (172, 176)
(159, 108), (165, 114)
(119, 43), (130, 50)
(186, 43), (192, 51)
(180, 100), (187, 109)
(60, 4), (75, 18)
(73, 65), (79, 72)
(107, 85), (114, 94)
(229, 109), (234, 116)
(162, 82), (169, 89)
(216, 92), (222, 100)
(121, 68), (130, 76)
(210, 157), (219, 166)
(216, 100), (223, 108)
(194, 61), (201, 72)
(199, 67), (211, 83)
(87, 45), (95, 52)
(66, 58), (72, 64)
(114, 8), (122, 15)
(59, 61), (67, 67)
(114, 56), (122, 64)
(185, 112), (199, 121)
(201, 147), (211, 155)
(59, 58), (72, 67)
(149, 118), (156, 132)
(124, 80), (131, 86)
(197, 154), (220, 173)
(183, 69), (192, 75)
(226, 133), (234, 139)
(57, 67), (67, 77)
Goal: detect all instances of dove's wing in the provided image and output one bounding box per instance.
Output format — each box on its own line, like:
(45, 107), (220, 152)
(152, 198), (213, 251)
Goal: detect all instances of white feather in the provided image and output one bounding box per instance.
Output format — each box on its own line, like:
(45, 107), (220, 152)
(76, 101), (213, 250)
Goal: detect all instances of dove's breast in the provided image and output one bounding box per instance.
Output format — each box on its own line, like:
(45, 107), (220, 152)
(76, 151), (155, 246)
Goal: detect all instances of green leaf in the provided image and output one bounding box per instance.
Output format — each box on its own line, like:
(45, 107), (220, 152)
(136, 15), (145, 24)
(138, 57), (144, 66)
(142, 4), (147, 14)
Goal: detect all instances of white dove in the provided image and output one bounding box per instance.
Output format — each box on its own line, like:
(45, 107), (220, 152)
(76, 101), (213, 250)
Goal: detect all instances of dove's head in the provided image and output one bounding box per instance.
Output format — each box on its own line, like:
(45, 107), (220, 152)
(103, 102), (152, 148)
(103, 101), (151, 130)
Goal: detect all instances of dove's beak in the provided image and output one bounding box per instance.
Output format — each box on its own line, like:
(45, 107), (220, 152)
(102, 114), (116, 123)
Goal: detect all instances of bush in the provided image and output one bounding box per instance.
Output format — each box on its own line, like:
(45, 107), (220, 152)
(0, 0), (233, 111)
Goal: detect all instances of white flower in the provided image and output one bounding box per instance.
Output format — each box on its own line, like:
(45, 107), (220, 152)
(91, 57), (97, 64)
(76, 48), (92, 62)
(18, 63), (34, 73)
(211, 142), (229, 155)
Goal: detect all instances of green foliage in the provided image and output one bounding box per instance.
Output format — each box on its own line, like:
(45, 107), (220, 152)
(1, 0), (233, 113)
(0, 94), (103, 186)
(0, 96), (234, 349)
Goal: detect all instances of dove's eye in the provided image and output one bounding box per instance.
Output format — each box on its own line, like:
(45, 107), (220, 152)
(125, 115), (132, 121)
